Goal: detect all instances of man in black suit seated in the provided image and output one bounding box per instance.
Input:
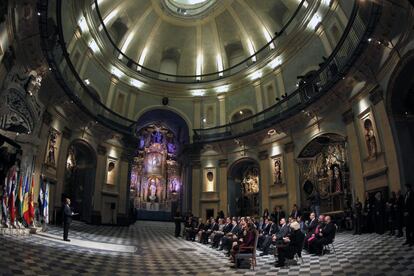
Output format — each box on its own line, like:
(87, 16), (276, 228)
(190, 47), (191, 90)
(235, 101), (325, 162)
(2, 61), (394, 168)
(303, 212), (318, 250)
(219, 218), (242, 254)
(258, 217), (272, 249)
(201, 217), (219, 244)
(184, 215), (197, 241)
(260, 218), (289, 256)
(63, 198), (75, 242)
(212, 217), (232, 248)
(275, 221), (305, 267)
(309, 215), (336, 255)
(290, 204), (302, 220)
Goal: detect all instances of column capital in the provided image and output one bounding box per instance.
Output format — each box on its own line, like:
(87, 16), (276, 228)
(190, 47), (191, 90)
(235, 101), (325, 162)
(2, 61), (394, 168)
(284, 142), (294, 153)
(192, 160), (201, 169)
(342, 109), (354, 125)
(369, 88), (383, 105)
(42, 111), (52, 126)
(219, 159), (228, 167)
(97, 145), (107, 156)
(259, 150), (269, 160)
(62, 127), (72, 139)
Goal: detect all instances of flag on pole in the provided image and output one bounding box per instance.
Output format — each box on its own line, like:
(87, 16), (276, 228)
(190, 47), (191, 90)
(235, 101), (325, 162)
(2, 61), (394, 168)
(28, 176), (35, 225)
(38, 177), (44, 222)
(43, 182), (49, 224)
(23, 174), (30, 225)
(1, 177), (8, 223)
(8, 169), (17, 225)
(15, 174), (24, 220)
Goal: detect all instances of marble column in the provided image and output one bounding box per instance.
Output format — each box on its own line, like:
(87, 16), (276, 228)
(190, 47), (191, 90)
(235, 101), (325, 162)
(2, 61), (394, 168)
(369, 89), (401, 192)
(284, 142), (298, 207)
(218, 95), (226, 125)
(191, 161), (201, 217)
(254, 82), (264, 112)
(259, 150), (270, 213)
(342, 109), (365, 201)
(218, 159), (228, 215)
(105, 76), (119, 108)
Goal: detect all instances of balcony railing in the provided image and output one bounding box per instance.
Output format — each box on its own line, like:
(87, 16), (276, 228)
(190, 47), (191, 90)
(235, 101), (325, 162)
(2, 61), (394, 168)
(39, 0), (136, 135)
(90, 0), (311, 83)
(38, 0), (380, 141)
(193, 0), (381, 142)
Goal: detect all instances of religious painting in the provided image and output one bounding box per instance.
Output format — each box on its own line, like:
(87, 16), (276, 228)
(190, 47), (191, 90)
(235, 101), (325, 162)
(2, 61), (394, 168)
(45, 128), (61, 168)
(271, 155), (283, 185)
(204, 168), (216, 192)
(241, 167), (259, 194)
(359, 109), (380, 160)
(106, 158), (117, 185)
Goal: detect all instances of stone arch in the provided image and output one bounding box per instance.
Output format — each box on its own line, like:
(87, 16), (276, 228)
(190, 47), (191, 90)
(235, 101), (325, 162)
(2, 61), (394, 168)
(385, 50), (414, 186)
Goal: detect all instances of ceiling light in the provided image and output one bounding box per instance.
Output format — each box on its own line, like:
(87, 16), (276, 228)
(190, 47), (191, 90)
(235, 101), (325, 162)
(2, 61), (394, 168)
(239, 110), (243, 115)
(111, 66), (124, 78)
(202, 118), (207, 123)
(88, 39), (100, 53)
(192, 89), (205, 96)
(308, 13), (322, 30)
(268, 56), (282, 69)
(130, 79), (144, 88)
(84, 79), (90, 85)
(249, 70), (262, 81)
(215, 85), (229, 93)
(78, 16), (88, 33)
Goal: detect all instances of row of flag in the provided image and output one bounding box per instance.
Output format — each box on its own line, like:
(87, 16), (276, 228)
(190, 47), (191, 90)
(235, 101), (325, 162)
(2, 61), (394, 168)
(1, 165), (49, 227)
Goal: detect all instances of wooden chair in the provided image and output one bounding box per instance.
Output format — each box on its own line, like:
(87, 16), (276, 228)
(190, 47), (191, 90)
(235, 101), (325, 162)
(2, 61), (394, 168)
(235, 230), (259, 270)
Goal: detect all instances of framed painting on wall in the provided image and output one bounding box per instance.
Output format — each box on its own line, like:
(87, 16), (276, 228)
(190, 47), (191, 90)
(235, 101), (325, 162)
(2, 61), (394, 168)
(106, 157), (118, 185)
(271, 155), (284, 185)
(358, 108), (381, 160)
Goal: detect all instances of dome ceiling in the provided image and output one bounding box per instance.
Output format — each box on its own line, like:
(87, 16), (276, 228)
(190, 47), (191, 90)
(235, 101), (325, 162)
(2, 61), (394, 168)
(95, 0), (307, 76)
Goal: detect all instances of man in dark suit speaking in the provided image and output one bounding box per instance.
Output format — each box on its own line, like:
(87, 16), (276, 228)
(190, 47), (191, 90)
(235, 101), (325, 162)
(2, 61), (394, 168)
(63, 198), (75, 242)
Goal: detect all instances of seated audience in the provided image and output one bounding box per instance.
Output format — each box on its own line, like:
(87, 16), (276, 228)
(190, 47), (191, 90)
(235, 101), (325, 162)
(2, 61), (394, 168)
(201, 218), (218, 244)
(219, 218), (242, 254)
(275, 221), (305, 267)
(309, 215), (336, 255)
(305, 214), (325, 251)
(260, 218), (289, 256)
(258, 217), (272, 249)
(230, 222), (256, 268)
(196, 218), (207, 242)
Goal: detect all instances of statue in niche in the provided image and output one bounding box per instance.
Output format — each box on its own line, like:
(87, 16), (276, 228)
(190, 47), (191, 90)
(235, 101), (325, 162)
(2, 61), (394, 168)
(364, 118), (377, 158)
(242, 168), (259, 194)
(152, 130), (163, 144)
(66, 146), (76, 170)
(148, 179), (157, 202)
(331, 165), (342, 193)
(47, 131), (57, 166)
(273, 159), (282, 185)
(138, 135), (145, 149)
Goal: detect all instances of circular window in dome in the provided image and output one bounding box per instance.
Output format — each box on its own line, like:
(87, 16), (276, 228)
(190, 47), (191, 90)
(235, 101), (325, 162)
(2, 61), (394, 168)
(164, 0), (217, 18)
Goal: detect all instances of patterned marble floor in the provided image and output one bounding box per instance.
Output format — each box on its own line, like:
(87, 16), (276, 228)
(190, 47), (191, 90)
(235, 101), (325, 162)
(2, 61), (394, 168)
(0, 220), (413, 275)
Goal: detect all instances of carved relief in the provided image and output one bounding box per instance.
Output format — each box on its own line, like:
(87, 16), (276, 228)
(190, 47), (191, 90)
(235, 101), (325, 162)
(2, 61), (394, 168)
(45, 128), (61, 167)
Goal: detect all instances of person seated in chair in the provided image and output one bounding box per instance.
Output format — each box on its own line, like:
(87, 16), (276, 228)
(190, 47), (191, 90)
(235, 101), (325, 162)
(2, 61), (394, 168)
(303, 212), (318, 250)
(201, 217), (218, 244)
(196, 218), (207, 242)
(184, 216), (194, 241)
(305, 214), (325, 251)
(219, 218), (242, 254)
(258, 217), (272, 249)
(212, 217), (232, 248)
(275, 221), (305, 267)
(309, 215), (336, 255)
(260, 218), (289, 256)
(230, 222), (256, 268)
